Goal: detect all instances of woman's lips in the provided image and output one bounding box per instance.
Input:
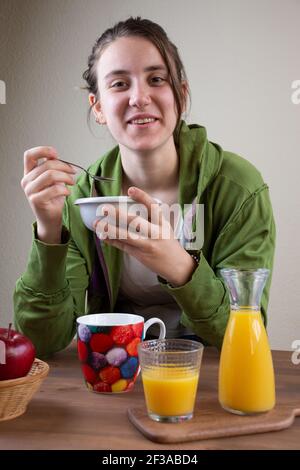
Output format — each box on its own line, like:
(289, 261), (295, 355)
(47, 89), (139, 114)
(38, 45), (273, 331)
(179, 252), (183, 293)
(128, 119), (159, 128)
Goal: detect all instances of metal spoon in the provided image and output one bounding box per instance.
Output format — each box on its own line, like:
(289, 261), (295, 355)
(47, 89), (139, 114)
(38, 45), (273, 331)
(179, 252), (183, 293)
(59, 159), (115, 182)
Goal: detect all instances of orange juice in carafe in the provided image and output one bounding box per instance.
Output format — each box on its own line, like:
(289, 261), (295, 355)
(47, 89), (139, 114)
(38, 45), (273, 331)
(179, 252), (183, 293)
(219, 269), (275, 415)
(219, 308), (275, 413)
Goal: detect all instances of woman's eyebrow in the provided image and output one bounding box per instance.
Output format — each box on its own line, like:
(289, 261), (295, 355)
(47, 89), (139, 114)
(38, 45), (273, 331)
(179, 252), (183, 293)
(104, 65), (167, 81)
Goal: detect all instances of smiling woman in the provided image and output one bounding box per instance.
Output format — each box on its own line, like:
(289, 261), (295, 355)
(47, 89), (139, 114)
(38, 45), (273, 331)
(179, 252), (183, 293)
(87, 33), (188, 159)
(13, 17), (275, 358)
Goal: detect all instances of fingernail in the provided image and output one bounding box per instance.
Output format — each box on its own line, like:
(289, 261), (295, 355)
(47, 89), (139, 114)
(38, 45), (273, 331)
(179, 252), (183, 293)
(128, 187), (135, 195)
(101, 206), (108, 216)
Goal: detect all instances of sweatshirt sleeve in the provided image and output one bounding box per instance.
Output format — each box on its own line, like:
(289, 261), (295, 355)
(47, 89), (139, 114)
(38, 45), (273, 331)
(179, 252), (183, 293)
(158, 185), (276, 350)
(13, 220), (89, 358)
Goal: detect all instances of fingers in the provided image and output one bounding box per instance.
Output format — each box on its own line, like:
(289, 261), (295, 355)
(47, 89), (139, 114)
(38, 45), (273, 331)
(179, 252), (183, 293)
(128, 187), (155, 208)
(128, 186), (160, 209)
(22, 154), (76, 184)
(95, 205), (160, 239)
(128, 187), (162, 225)
(23, 146), (59, 175)
(93, 192), (169, 242)
(95, 215), (154, 250)
(29, 184), (71, 206)
(23, 169), (76, 198)
(21, 149), (77, 200)
(21, 146), (76, 227)
(96, 219), (145, 243)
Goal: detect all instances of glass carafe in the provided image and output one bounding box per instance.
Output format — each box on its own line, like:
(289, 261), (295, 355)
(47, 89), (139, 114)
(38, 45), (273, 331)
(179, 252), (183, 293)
(219, 268), (275, 415)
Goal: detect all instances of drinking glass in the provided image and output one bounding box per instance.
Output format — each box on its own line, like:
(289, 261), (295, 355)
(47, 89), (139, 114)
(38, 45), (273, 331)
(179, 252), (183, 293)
(138, 339), (204, 422)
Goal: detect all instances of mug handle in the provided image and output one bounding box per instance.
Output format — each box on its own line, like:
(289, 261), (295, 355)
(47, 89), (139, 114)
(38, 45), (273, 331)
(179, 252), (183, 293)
(136, 318), (166, 378)
(143, 317), (166, 340)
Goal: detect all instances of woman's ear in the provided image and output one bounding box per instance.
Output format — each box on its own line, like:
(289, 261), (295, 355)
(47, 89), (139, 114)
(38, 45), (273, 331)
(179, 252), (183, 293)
(89, 93), (106, 124)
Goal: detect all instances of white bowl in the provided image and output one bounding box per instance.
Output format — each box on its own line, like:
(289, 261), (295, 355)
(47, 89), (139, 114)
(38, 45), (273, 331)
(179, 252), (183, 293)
(74, 196), (138, 231)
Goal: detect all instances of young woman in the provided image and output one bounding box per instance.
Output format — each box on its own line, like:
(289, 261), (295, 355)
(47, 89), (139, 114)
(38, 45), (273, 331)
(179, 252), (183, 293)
(14, 17), (276, 357)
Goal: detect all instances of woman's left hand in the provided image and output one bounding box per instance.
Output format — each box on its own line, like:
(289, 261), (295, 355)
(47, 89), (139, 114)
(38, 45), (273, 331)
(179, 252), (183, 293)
(93, 187), (197, 287)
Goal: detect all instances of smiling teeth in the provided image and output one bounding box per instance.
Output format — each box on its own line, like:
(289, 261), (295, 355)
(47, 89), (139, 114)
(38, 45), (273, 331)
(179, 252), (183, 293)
(131, 118), (156, 124)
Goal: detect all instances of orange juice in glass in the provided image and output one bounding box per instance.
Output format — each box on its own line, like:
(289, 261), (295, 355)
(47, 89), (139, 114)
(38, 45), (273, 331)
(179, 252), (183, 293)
(138, 339), (203, 422)
(219, 269), (275, 415)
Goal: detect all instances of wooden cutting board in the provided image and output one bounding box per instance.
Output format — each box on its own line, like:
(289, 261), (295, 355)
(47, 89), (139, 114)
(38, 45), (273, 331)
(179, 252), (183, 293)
(127, 398), (300, 443)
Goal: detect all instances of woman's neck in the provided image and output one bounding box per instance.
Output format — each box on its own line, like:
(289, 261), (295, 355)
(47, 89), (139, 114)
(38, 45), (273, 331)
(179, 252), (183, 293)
(119, 139), (179, 195)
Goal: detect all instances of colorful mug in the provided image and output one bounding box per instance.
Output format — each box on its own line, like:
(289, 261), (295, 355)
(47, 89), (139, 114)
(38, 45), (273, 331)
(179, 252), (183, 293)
(76, 313), (166, 393)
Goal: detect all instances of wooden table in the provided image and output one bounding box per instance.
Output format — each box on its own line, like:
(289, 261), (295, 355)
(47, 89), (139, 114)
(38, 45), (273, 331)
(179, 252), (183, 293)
(0, 343), (299, 450)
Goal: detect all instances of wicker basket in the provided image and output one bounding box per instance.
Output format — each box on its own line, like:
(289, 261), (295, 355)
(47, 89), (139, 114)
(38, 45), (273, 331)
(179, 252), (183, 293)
(0, 358), (49, 422)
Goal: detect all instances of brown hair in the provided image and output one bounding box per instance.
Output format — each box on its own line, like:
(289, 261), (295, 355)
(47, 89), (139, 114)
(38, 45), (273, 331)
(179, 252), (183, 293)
(82, 16), (190, 130)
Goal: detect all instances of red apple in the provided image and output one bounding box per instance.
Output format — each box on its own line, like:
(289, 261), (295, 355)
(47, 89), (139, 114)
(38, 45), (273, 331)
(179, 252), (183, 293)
(0, 324), (36, 380)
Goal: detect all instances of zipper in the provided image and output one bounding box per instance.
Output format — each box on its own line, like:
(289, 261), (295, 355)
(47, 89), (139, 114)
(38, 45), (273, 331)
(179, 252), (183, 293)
(93, 233), (113, 310)
(91, 182), (113, 310)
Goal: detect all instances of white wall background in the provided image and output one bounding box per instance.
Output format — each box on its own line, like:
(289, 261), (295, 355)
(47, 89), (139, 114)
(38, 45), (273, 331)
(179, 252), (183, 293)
(0, 0), (299, 350)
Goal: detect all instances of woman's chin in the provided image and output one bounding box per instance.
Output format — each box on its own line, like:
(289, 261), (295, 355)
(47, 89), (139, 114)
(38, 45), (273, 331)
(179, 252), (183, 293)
(127, 145), (158, 154)
(121, 138), (162, 154)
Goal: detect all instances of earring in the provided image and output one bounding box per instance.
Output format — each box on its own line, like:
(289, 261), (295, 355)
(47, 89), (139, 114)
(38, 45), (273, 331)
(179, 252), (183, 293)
(96, 113), (105, 125)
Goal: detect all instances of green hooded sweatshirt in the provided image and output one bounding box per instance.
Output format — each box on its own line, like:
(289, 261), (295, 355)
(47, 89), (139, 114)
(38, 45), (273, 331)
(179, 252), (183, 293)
(13, 121), (276, 357)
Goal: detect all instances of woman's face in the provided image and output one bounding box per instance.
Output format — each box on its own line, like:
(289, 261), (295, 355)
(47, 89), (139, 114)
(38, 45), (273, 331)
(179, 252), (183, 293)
(94, 36), (179, 153)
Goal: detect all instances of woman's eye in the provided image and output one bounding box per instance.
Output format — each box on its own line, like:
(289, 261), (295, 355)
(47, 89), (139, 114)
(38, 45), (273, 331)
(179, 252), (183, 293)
(111, 81), (127, 88)
(110, 77), (166, 88)
(151, 76), (165, 84)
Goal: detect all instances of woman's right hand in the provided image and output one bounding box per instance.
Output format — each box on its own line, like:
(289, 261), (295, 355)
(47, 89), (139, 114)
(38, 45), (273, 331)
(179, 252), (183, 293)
(21, 146), (77, 244)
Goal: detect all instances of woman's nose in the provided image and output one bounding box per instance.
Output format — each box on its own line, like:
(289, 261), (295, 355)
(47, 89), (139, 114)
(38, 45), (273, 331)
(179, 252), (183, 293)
(129, 84), (151, 108)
